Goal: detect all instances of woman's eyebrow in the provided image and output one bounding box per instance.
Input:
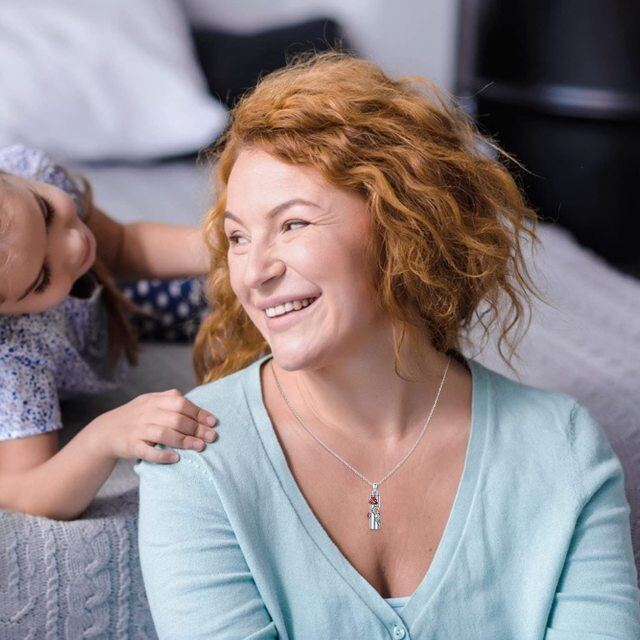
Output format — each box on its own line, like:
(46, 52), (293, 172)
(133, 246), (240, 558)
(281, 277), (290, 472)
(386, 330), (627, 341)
(223, 198), (320, 224)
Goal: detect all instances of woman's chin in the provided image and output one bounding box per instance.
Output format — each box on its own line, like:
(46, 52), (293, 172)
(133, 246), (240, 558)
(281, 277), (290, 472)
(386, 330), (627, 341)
(269, 344), (321, 372)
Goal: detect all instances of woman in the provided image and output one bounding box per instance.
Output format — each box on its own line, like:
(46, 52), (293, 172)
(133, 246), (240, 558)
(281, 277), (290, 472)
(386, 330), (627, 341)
(135, 53), (640, 638)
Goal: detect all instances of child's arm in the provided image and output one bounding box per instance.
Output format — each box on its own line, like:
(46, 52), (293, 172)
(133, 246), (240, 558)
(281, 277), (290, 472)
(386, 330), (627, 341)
(86, 204), (211, 280)
(0, 428), (123, 520)
(0, 390), (218, 521)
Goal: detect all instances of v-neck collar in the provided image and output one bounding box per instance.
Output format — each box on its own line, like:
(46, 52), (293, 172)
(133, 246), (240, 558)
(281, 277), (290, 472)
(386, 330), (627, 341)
(242, 351), (489, 631)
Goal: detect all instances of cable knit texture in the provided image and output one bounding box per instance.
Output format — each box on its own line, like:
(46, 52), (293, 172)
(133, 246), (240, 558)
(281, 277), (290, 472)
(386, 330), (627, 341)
(0, 342), (197, 639)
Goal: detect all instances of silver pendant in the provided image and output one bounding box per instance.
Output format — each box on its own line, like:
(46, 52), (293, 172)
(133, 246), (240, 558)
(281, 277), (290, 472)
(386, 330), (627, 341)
(368, 483), (381, 530)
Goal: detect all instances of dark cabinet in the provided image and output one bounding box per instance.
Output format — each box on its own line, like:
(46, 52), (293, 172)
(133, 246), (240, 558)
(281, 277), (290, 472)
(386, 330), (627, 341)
(456, 0), (640, 275)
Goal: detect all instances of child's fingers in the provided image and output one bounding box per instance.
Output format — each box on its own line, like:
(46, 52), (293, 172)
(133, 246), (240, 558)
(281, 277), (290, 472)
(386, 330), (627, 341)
(138, 444), (181, 465)
(158, 410), (202, 435)
(146, 423), (207, 451)
(154, 409), (217, 444)
(196, 406), (218, 428)
(156, 391), (217, 427)
(195, 422), (218, 443)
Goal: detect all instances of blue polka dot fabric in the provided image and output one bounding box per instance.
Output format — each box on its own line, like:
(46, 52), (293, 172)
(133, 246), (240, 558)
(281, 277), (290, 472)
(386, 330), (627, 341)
(117, 276), (209, 342)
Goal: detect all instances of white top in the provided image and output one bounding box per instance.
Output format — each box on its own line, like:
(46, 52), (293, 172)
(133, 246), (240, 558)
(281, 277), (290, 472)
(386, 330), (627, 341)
(385, 595), (412, 613)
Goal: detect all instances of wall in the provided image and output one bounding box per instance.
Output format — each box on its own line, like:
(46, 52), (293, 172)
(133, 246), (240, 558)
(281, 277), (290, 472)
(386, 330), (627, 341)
(182, 0), (459, 91)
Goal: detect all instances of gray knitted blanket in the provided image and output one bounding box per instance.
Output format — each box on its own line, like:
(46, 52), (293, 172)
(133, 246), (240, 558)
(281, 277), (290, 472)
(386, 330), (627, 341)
(0, 344), (197, 640)
(1, 223), (639, 639)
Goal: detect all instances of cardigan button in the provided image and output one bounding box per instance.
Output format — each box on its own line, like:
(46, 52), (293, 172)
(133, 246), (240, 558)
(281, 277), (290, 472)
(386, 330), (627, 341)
(392, 625), (406, 639)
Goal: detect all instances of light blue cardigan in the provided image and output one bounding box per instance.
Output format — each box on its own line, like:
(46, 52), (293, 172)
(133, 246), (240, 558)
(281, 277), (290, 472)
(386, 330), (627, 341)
(135, 353), (640, 639)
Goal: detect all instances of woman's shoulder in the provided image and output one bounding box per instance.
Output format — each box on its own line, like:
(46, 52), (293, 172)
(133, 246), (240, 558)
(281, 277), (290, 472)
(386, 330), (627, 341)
(485, 360), (577, 416)
(181, 357), (269, 458)
(470, 357), (578, 432)
(135, 358), (269, 495)
(185, 358), (263, 419)
(477, 360), (615, 491)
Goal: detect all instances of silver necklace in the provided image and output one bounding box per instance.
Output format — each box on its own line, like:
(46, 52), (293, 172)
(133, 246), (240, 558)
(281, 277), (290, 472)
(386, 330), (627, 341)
(270, 355), (451, 531)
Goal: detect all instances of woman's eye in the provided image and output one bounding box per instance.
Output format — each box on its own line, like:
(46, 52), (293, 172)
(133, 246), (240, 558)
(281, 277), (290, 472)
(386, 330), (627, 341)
(284, 221), (307, 232)
(227, 221), (307, 246)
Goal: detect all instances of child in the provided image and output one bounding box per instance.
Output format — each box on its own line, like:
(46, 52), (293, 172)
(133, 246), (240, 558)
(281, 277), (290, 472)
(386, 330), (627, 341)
(0, 143), (218, 521)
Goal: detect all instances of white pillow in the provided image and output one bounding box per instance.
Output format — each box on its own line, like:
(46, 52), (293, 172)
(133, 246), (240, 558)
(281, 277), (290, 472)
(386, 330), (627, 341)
(0, 0), (227, 161)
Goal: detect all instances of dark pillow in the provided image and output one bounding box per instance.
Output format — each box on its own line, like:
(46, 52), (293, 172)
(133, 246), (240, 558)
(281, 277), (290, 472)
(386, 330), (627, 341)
(192, 17), (353, 108)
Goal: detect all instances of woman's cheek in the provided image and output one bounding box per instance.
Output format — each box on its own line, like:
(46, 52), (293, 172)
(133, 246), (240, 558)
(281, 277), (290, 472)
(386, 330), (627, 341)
(227, 262), (243, 300)
(288, 237), (329, 273)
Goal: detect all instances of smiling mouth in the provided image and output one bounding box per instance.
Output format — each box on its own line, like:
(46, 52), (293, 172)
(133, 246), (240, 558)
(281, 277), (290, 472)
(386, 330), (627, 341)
(264, 296), (319, 319)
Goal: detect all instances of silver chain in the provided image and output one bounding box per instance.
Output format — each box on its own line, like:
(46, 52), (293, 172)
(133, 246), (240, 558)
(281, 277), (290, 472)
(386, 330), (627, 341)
(270, 355), (451, 489)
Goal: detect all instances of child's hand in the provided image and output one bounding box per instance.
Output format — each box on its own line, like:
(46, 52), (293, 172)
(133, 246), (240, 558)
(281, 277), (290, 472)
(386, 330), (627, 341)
(89, 389), (218, 464)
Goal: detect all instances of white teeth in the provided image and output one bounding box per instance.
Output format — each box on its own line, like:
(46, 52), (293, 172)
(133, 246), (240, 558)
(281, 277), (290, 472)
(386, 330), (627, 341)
(265, 297), (316, 318)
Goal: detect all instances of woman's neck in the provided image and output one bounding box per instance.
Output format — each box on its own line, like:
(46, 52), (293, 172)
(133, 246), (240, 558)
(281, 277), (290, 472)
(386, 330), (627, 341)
(270, 334), (461, 445)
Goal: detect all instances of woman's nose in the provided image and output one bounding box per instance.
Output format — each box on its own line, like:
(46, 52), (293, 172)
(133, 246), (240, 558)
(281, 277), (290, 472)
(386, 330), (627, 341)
(243, 244), (285, 289)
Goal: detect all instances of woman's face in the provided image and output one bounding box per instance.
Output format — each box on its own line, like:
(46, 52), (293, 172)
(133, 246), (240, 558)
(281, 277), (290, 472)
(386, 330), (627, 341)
(0, 175), (96, 315)
(224, 147), (384, 371)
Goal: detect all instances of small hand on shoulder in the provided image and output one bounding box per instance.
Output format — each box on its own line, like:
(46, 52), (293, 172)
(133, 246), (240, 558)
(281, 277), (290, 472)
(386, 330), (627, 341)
(87, 388), (218, 465)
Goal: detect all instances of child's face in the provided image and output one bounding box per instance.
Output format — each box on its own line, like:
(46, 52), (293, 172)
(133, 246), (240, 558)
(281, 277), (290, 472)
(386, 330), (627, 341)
(0, 175), (96, 314)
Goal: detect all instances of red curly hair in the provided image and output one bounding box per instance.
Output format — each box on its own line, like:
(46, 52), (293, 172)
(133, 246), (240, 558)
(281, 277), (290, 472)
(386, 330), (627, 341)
(193, 52), (545, 384)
